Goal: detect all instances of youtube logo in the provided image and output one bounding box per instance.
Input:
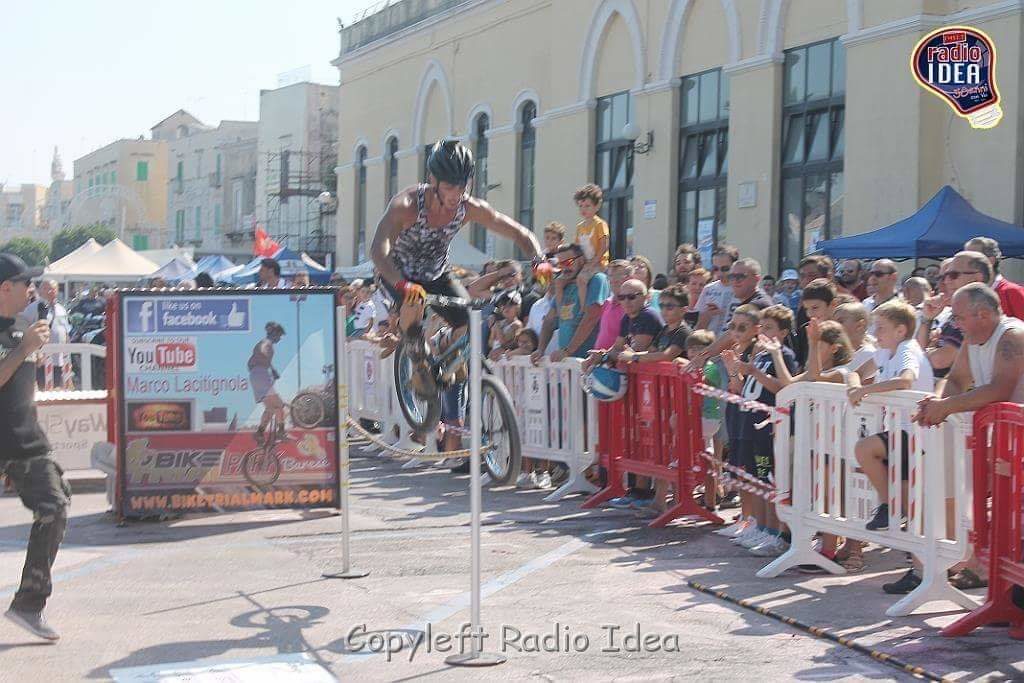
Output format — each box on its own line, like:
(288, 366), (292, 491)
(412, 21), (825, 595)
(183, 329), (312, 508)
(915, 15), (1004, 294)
(156, 343), (196, 369)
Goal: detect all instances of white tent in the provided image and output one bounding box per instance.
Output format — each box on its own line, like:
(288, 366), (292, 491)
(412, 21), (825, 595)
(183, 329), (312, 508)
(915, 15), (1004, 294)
(48, 238), (160, 282)
(138, 246), (195, 269)
(45, 239), (103, 275)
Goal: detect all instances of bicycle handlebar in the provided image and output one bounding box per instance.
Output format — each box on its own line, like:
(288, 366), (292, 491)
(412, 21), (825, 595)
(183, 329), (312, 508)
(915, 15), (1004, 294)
(424, 294), (490, 310)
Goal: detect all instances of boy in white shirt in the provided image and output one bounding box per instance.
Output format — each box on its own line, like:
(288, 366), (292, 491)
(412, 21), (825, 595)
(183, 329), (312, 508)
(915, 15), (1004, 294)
(833, 302), (877, 382)
(351, 281), (377, 337)
(848, 300), (934, 536)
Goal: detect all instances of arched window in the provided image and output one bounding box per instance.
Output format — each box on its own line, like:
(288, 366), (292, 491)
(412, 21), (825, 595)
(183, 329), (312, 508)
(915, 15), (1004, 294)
(779, 38), (845, 270)
(595, 92), (633, 256)
(385, 137), (399, 205)
(355, 146), (367, 261)
(516, 103), (537, 241)
(471, 113), (490, 253)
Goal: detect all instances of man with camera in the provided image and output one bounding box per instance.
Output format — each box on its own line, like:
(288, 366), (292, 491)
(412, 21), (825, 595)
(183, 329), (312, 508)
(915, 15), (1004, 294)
(20, 279), (71, 390)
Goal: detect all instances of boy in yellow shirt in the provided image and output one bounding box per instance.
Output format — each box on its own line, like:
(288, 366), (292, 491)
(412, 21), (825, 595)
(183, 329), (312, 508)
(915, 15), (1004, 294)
(573, 184), (610, 309)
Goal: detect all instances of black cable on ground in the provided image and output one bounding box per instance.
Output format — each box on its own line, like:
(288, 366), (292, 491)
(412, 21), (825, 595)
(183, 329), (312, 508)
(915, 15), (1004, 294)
(686, 580), (950, 682)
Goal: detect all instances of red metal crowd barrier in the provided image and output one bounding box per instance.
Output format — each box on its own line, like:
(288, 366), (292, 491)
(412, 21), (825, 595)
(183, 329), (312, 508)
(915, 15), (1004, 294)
(582, 363), (722, 528)
(943, 402), (1024, 638)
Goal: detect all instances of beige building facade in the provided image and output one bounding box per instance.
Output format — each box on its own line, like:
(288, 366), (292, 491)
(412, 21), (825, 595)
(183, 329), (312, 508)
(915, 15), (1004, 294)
(0, 184), (45, 238)
(333, 0), (1024, 275)
(72, 138), (168, 250)
(153, 110), (259, 259)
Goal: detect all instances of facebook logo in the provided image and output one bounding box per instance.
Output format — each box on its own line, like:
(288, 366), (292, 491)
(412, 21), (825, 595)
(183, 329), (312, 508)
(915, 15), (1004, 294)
(125, 300), (158, 334)
(125, 298), (251, 334)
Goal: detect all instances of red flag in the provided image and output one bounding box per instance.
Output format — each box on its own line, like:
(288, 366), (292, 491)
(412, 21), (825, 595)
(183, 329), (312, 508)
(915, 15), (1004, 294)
(253, 225), (280, 257)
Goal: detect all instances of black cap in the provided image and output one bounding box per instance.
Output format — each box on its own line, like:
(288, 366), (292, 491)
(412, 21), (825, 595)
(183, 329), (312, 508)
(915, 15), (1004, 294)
(0, 254), (43, 284)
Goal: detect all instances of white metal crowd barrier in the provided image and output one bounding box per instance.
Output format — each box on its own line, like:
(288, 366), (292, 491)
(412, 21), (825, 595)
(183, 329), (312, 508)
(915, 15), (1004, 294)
(492, 356), (599, 502)
(758, 382), (977, 617)
(343, 340), (598, 495)
(346, 339), (443, 460)
(40, 342), (106, 391)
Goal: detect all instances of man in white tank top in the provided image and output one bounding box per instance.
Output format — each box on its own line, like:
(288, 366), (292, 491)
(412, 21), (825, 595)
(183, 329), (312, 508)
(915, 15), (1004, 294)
(914, 282), (1024, 426)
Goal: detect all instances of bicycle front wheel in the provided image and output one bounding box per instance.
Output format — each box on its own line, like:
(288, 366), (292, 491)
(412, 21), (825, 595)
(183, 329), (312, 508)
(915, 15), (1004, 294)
(479, 375), (521, 486)
(243, 446), (283, 488)
(393, 337), (441, 435)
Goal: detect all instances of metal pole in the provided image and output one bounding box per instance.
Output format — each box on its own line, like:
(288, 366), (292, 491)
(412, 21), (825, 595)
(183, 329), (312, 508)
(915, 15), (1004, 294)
(446, 308), (505, 666)
(324, 304), (368, 580)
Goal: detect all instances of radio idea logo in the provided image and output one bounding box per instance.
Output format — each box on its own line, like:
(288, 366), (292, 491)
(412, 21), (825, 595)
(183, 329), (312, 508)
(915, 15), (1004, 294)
(911, 25), (1002, 129)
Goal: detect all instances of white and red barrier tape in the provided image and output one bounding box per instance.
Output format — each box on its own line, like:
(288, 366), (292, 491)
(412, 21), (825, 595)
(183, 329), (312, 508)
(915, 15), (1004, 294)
(698, 450), (788, 503)
(691, 383), (790, 431)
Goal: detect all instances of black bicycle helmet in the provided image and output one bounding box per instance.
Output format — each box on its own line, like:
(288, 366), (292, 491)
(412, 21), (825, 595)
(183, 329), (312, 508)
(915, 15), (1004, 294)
(427, 138), (475, 186)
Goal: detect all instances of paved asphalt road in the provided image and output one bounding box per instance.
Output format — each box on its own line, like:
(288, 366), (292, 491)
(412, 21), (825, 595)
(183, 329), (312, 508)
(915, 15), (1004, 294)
(0, 450), (1018, 681)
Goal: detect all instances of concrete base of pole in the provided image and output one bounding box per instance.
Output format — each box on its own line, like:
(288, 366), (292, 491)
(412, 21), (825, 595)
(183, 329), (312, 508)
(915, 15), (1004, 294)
(321, 569), (370, 579)
(444, 652), (507, 667)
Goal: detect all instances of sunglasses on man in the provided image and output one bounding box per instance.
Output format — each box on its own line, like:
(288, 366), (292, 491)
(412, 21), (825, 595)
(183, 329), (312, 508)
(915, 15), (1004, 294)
(942, 270), (981, 280)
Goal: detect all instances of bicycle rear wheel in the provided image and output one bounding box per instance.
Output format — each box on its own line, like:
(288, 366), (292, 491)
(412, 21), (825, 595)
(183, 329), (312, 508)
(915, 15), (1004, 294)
(479, 375), (521, 485)
(393, 337), (442, 435)
(291, 391), (325, 428)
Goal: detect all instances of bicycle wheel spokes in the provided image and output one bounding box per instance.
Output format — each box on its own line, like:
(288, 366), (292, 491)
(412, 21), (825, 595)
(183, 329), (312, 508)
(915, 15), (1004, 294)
(393, 339), (441, 434)
(479, 376), (520, 485)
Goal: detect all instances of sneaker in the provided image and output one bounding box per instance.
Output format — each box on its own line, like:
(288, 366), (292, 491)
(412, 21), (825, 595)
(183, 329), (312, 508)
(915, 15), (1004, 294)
(749, 535), (790, 557)
(549, 465), (569, 486)
(448, 460), (470, 474)
(866, 504), (890, 531)
(4, 608), (59, 642)
(519, 472), (542, 490)
(536, 472), (553, 489)
(713, 516), (748, 536)
(630, 497), (655, 510)
(719, 491), (741, 509)
(883, 569), (922, 594)
(731, 522), (762, 545)
(609, 494), (636, 509)
(740, 529), (772, 549)
(515, 472), (531, 488)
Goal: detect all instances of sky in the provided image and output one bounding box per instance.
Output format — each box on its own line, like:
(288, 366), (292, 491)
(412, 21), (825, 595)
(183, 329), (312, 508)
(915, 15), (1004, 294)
(1, 0), (373, 187)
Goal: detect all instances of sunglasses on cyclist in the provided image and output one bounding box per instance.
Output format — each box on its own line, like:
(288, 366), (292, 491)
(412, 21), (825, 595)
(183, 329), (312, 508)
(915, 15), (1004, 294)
(617, 292), (643, 302)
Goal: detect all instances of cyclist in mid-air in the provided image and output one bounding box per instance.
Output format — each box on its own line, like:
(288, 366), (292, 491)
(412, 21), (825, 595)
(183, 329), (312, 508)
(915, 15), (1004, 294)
(371, 139), (548, 364)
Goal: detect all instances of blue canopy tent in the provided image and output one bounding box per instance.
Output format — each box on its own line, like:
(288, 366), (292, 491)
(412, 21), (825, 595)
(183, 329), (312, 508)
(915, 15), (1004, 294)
(814, 186), (1024, 260)
(229, 248), (332, 285)
(192, 255), (237, 282)
(150, 257), (196, 283)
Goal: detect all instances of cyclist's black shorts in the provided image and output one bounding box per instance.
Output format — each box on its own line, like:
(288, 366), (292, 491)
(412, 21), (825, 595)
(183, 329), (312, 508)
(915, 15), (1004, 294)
(381, 271), (470, 329)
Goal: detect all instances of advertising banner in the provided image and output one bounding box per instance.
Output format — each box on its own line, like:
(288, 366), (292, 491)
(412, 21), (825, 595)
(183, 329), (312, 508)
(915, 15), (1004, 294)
(38, 397), (107, 471)
(117, 290), (339, 517)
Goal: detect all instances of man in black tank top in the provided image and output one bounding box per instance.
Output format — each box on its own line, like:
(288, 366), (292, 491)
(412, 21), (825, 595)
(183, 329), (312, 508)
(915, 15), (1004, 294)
(0, 254), (69, 641)
(371, 139), (547, 346)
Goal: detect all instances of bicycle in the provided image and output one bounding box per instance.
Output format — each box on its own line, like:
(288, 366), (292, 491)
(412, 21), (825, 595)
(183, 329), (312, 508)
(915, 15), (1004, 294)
(392, 294), (522, 485)
(243, 412), (286, 487)
(290, 364), (337, 429)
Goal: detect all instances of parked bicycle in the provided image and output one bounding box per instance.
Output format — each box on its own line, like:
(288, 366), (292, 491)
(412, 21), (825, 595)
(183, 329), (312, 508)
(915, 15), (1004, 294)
(392, 294), (521, 484)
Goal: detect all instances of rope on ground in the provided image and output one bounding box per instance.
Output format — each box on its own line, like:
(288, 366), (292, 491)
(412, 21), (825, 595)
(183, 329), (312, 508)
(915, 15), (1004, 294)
(686, 581), (950, 682)
(345, 418), (490, 462)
